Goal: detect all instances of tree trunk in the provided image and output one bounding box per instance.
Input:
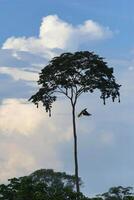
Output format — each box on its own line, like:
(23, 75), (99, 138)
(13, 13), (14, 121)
(72, 104), (80, 194)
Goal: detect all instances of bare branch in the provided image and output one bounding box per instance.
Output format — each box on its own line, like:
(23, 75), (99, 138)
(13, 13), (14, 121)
(76, 87), (84, 98)
(57, 86), (72, 100)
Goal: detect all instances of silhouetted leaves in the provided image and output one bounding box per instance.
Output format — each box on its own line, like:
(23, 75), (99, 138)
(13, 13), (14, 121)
(0, 169), (133, 200)
(0, 169), (88, 200)
(29, 51), (121, 116)
(98, 186), (134, 200)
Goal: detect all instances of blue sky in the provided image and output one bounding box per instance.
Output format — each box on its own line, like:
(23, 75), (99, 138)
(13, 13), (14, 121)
(0, 0), (134, 197)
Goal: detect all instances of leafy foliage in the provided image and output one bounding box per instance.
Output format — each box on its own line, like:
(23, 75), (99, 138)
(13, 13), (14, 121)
(0, 170), (133, 200)
(29, 51), (121, 116)
(0, 169), (87, 200)
(97, 186), (134, 200)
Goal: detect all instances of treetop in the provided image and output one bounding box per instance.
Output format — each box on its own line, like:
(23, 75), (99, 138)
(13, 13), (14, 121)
(29, 51), (121, 116)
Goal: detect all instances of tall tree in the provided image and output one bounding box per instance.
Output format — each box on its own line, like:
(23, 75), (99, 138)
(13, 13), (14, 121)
(29, 51), (121, 194)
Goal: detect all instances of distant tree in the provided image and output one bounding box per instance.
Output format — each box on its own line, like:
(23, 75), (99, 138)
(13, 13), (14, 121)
(0, 171), (134, 200)
(0, 169), (89, 200)
(29, 51), (121, 194)
(98, 186), (134, 200)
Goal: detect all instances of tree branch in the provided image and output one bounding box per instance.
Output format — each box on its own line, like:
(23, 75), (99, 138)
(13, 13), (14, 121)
(57, 86), (71, 100)
(76, 87), (84, 98)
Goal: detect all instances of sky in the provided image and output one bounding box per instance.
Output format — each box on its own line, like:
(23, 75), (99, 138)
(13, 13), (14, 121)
(0, 0), (134, 196)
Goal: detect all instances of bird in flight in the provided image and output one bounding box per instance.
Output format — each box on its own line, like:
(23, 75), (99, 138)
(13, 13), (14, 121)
(78, 108), (92, 118)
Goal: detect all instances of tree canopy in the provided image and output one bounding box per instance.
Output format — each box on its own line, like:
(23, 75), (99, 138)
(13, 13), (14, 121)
(0, 169), (133, 200)
(98, 186), (134, 200)
(29, 51), (121, 116)
(0, 169), (88, 200)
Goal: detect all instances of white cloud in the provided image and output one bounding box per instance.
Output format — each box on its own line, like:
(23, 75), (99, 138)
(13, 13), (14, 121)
(0, 98), (74, 140)
(0, 142), (37, 182)
(12, 52), (21, 60)
(2, 15), (113, 55)
(0, 98), (74, 181)
(0, 66), (38, 81)
(78, 19), (112, 41)
(39, 15), (74, 49)
(0, 15), (113, 82)
(0, 99), (43, 135)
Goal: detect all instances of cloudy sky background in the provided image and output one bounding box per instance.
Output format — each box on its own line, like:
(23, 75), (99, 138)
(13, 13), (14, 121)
(0, 0), (134, 196)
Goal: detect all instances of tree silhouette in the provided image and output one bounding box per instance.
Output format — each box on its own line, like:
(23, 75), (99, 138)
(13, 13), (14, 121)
(99, 186), (134, 200)
(0, 169), (87, 200)
(29, 51), (121, 195)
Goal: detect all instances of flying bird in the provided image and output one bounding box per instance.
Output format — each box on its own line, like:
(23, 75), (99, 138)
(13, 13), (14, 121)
(78, 108), (92, 118)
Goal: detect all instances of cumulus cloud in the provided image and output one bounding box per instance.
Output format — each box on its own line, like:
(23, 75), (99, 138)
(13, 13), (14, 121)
(0, 97), (114, 183)
(0, 98), (43, 135)
(12, 52), (22, 60)
(0, 15), (113, 83)
(0, 66), (38, 81)
(0, 49), (47, 69)
(0, 48), (48, 83)
(0, 98), (74, 181)
(0, 142), (37, 182)
(39, 15), (74, 49)
(2, 15), (113, 55)
(0, 98), (67, 137)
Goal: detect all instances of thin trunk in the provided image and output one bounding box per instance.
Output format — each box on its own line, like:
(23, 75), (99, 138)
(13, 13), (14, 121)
(72, 104), (80, 194)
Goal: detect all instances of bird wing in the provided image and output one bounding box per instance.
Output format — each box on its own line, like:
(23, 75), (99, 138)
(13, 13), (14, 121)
(78, 108), (87, 117)
(84, 110), (91, 116)
(78, 110), (83, 117)
(78, 108), (92, 117)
